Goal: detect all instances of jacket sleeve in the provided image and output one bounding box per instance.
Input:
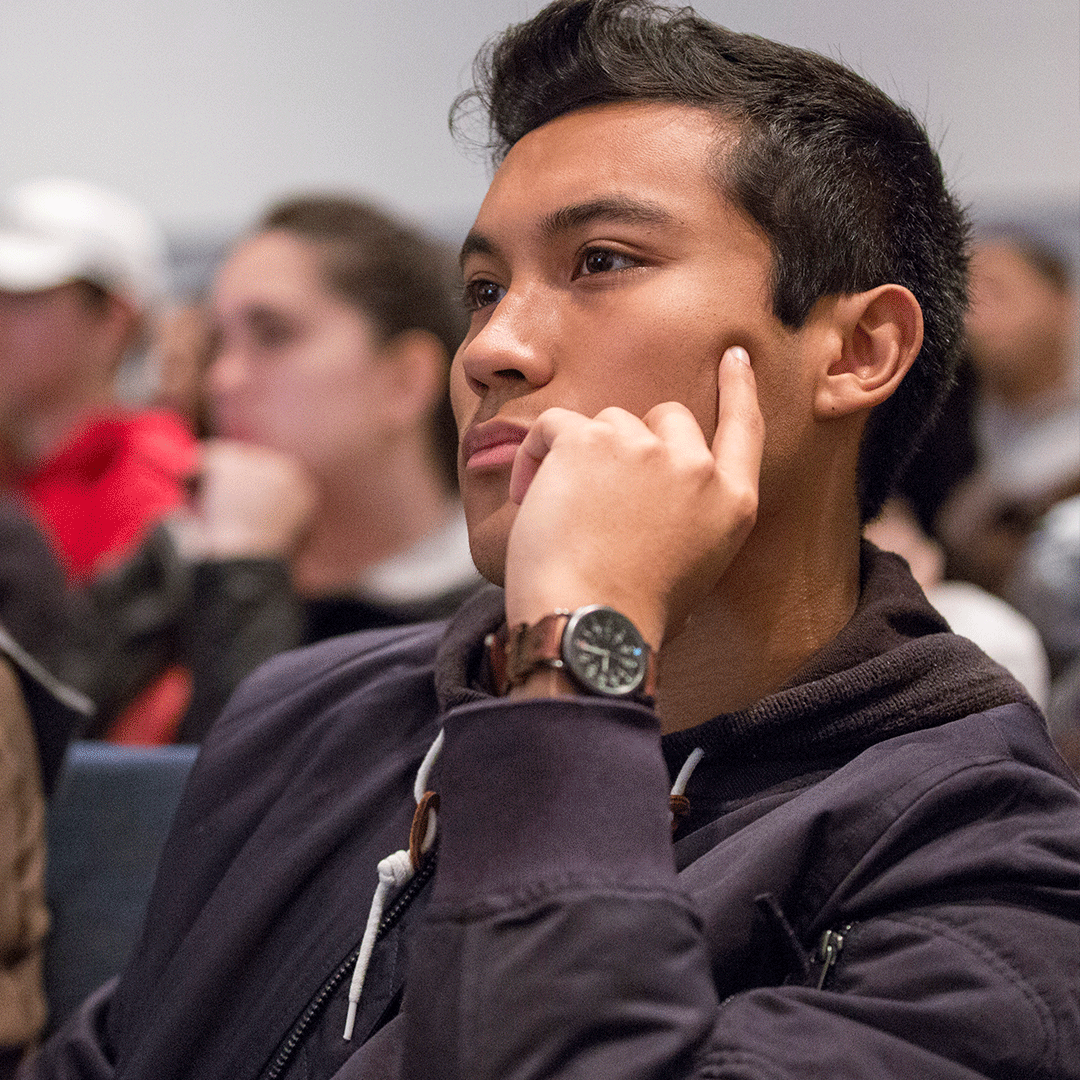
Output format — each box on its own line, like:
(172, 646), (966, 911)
(82, 525), (303, 741)
(175, 558), (302, 741)
(17, 981), (117, 1080)
(401, 697), (1080, 1080)
(403, 697), (718, 1080)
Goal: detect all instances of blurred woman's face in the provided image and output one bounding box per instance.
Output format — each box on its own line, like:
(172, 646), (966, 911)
(209, 230), (389, 476)
(965, 240), (1068, 388)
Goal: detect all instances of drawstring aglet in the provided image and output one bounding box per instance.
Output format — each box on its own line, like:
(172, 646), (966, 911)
(669, 747), (704, 833)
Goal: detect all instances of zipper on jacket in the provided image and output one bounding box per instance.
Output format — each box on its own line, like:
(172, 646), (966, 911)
(259, 849), (438, 1080)
(814, 923), (852, 990)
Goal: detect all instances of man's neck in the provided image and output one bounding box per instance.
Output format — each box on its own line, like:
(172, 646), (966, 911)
(654, 512), (862, 736)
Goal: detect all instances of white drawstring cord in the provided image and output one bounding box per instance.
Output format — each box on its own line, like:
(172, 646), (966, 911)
(413, 730), (444, 832)
(342, 852), (411, 1040)
(343, 729), (444, 1040)
(669, 747), (704, 826)
(344, 735), (699, 1039)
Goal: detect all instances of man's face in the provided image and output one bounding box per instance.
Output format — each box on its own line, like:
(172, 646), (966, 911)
(452, 102), (813, 584)
(0, 283), (104, 417)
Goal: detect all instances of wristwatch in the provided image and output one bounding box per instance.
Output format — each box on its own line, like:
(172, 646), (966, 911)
(492, 605), (657, 702)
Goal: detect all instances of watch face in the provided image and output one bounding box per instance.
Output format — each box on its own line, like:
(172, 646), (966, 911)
(562, 606), (647, 697)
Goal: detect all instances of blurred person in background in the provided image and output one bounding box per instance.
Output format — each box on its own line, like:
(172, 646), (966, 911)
(896, 226), (1080, 753)
(106, 195), (481, 740)
(0, 179), (198, 742)
(203, 194), (477, 638)
(935, 229), (1079, 610)
(0, 648), (50, 1079)
(933, 230), (1080, 735)
(0, 499), (93, 1074)
(0, 588), (91, 1075)
(0, 178), (196, 583)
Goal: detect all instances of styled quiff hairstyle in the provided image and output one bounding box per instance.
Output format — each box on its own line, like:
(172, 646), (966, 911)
(259, 195), (466, 492)
(451, 0), (969, 521)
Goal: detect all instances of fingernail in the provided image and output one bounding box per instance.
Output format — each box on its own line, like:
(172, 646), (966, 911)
(727, 346), (751, 367)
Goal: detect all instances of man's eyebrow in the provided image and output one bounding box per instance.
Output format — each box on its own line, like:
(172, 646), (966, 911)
(459, 231), (496, 269)
(539, 195), (678, 238)
(459, 195), (678, 268)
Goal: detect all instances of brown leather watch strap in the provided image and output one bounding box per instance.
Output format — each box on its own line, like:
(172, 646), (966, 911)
(504, 610), (572, 689)
(486, 611), (571, 695)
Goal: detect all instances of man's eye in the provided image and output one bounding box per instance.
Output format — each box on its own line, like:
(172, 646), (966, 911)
(578, 248), (636, 275)
(463, 280), (505, 311)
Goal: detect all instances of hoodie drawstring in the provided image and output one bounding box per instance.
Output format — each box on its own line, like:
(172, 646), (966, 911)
(669, 746), (704, 832)
(343, 735), (702, 1039)
(343, 728), (444, 1040)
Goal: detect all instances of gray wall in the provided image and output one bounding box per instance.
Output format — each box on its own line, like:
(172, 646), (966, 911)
(2, 0), (1077, 264)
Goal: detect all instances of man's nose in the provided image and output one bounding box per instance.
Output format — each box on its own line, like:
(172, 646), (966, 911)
(456, 288), (556, 396)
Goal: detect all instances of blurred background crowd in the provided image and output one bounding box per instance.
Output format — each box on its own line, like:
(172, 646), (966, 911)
(0, 0), (1076, 1069)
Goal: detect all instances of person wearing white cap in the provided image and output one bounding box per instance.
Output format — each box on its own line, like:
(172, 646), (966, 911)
(0, 178), (197, 584)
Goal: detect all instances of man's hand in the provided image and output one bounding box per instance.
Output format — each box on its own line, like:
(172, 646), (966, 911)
(504, 346), (763, 648)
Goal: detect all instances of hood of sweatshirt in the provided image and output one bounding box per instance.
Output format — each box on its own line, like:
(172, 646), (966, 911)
(433, 541), (1033, 813)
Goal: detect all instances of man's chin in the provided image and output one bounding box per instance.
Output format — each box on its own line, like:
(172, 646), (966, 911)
(468, 539), (508, 589)
(464, 503), (515, 589)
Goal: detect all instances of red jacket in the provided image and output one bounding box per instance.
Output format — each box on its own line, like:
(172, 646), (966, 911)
(13, 410), (196, 584)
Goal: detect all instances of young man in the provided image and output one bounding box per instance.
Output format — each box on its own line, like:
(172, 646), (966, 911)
(25, 2), (1080, 1078)
(0, 178), (196, 584)
(0, 178), (199, 740)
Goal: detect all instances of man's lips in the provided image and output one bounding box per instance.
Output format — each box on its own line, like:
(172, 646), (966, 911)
(461, 420), (529, 471)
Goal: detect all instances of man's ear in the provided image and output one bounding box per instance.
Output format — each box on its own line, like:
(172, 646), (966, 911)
(377, 329), (449, 431)
(813, 284), (923, 420)
(98, 294), (143, 374)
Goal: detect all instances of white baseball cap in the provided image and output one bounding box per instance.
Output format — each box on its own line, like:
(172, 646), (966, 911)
(0, 177), (167, 309)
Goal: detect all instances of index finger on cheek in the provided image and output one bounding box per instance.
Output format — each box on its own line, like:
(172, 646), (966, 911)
(712, 346), (764, 476)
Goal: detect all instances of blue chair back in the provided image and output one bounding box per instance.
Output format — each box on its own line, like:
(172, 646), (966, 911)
(43, 739), (198, 1030)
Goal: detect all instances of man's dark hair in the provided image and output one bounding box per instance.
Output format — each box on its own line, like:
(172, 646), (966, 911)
(451, 0), (969, 521)
(259, 195), (466, 493)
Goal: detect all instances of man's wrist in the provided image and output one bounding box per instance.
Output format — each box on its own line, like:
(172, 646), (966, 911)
(506, 665), (579, 700)
(489, 606), (658, 704)
(505, 590), (665, 655)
